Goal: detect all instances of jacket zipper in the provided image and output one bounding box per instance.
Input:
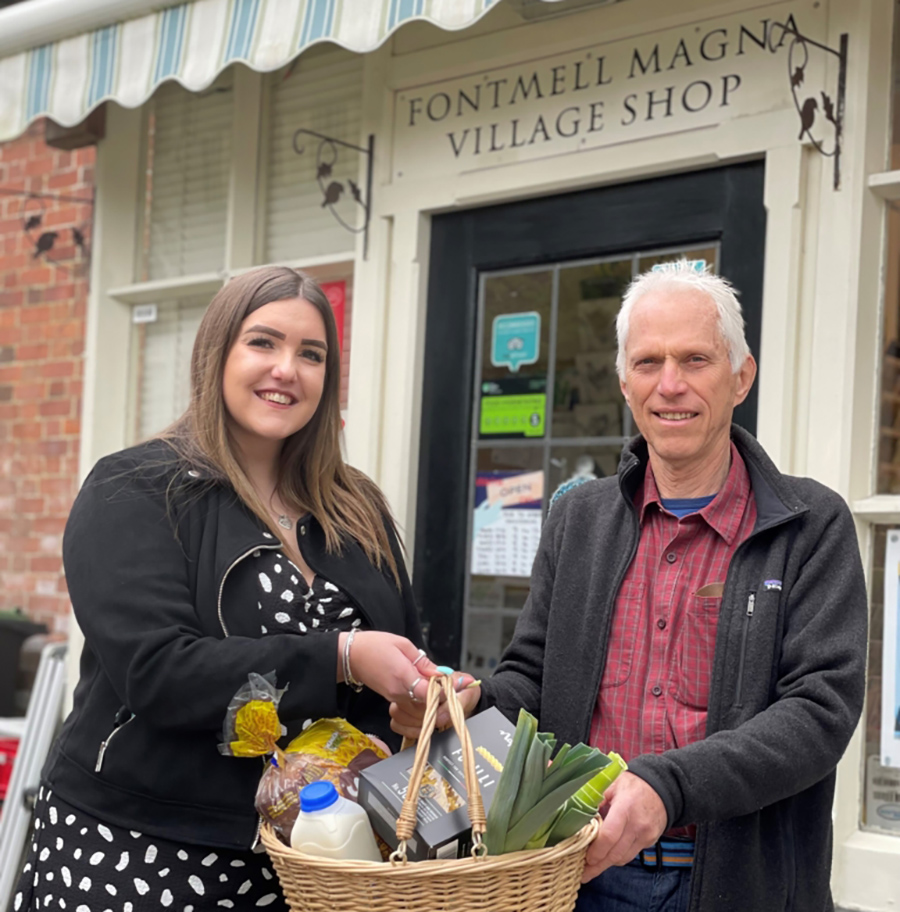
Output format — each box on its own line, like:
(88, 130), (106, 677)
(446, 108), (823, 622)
(733, 592), (756, 708)
(217, 544), (279, 848)
(217, 543), (280, 636)
(95, 713), (135, 773)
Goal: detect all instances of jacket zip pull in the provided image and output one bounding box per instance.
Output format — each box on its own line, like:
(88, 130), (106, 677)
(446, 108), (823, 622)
(734, 592), (756, 708)
(95, 712), (134, 773)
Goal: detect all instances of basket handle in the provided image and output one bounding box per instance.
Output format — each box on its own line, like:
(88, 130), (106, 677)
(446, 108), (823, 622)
(391, 674), (487, 863)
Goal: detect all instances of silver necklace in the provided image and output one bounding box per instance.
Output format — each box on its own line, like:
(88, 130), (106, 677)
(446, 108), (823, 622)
(277, 514), (293, 531)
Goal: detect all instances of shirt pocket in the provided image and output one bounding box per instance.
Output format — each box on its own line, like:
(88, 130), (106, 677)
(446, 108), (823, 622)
(601, 579), (644, 688)
(674, 594), (722, 710)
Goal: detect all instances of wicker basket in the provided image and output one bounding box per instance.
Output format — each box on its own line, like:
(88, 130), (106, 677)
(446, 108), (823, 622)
(261, 675), (598, 912)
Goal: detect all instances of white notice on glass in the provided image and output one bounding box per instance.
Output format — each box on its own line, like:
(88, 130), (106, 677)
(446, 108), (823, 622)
(471, 508), (541, 578)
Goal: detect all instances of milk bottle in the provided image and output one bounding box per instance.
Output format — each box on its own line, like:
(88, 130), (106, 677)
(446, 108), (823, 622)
(290, 780), (382, 862)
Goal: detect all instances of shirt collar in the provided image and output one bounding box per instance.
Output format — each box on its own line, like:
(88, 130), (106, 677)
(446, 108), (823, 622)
(637, 442), (752, 545)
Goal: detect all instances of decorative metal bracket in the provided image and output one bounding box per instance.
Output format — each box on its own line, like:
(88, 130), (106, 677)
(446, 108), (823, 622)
(769, 21), (848, 191)
(0, 188), (93, 266)
(292, 129), (374, 258)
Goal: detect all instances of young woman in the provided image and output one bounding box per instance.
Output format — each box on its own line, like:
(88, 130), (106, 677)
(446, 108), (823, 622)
(13, 267), (443, 911)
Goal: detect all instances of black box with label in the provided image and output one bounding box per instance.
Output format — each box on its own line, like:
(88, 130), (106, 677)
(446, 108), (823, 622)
(358, 707), (513, 861)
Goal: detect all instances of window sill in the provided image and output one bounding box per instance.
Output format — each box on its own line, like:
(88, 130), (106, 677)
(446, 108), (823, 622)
(108, 273), (225, 306)
(868, 170), (900, 201)
(851, 495), (900, 524)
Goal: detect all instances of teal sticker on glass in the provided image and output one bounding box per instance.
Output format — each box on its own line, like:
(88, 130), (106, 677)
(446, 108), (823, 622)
(491, 312), (541, 373)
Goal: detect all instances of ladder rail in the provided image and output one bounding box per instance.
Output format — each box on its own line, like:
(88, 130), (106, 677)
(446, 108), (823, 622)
(0, 642), (68, 912)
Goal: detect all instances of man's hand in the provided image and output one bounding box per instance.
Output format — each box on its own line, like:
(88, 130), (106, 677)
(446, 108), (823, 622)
(581, 772), (668, 883)
(389, 681), (480, 740)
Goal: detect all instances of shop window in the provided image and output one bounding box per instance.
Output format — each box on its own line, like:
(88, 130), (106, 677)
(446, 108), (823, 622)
(879, 206), (900, 493)
(261, 46), (364, 264)
(127, 297), (209, 442)
(863, 528), (900, 833)
(139, 72), (234, 281)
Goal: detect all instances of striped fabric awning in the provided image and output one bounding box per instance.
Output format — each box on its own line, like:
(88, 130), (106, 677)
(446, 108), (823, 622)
(0, 0), (563, 143)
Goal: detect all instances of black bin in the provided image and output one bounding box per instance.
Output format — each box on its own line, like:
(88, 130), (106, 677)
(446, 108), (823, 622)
(0, 615), (48, 717)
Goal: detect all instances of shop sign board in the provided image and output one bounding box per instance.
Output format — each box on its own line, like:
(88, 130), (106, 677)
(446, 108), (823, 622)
(393, 0), (825, 179)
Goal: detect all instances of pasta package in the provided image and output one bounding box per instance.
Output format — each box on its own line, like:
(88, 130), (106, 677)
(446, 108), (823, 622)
(219, 673), (390, 843)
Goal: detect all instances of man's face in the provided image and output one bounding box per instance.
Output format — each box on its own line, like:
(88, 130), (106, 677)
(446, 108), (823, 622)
(619, 287), (756, 473)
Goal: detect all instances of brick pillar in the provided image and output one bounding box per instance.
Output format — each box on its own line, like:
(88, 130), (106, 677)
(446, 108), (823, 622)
(0, 121), (94, 632)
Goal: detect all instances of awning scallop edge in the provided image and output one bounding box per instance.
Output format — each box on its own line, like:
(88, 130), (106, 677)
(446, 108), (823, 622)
(0, 0), (565, 143)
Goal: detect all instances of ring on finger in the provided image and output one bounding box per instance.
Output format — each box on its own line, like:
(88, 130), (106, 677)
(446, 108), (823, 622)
(412, 649), (427, 668)
(407, 675), (423, 702)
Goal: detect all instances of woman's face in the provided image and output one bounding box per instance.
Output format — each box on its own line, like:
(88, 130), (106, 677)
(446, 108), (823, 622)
(222, 297), (328, 453)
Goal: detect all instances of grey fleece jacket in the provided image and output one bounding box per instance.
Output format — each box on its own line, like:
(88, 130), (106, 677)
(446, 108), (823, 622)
(479, 425), (868, 912)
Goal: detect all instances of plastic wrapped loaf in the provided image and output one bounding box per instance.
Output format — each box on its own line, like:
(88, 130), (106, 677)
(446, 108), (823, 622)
(219, 672), (389, 841)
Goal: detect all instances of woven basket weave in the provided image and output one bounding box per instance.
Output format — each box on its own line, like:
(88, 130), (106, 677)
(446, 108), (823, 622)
(261, 675), (598, 912)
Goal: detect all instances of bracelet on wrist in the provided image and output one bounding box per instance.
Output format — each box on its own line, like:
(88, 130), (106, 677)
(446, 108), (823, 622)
(343, 628), (364, 693)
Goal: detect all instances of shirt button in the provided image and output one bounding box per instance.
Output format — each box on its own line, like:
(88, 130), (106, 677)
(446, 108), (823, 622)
(657, 618), (666, 630)
(666, 552), (677, 564)
(300, 526), (307, 536)
(651, 685), (662, 697)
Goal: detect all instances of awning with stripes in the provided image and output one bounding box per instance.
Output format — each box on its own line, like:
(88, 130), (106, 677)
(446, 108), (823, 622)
(0, 0), (565, 143)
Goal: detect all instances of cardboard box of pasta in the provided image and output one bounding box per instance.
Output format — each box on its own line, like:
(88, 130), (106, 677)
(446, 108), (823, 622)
(358, 706), (513, 861)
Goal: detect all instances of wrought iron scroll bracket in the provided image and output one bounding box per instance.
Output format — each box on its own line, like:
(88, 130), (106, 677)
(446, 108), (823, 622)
(769, 21), (847, 191)
(292, 129), (374, 258)
(0, 188), (94, 267)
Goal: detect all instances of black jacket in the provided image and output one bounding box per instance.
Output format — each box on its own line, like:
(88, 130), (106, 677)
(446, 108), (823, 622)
(44, 440), (423, 849)
(480, 426), (868, 912)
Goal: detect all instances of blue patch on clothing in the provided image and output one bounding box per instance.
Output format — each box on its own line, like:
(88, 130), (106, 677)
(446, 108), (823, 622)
(659, 494), (716, 518)
(764, 579), (783, 591)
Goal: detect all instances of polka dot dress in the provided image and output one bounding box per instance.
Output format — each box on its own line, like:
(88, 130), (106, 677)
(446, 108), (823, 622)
(13, 555), (365, 911)
(252, 549), (363, 637)
(12, 787), (289, 911)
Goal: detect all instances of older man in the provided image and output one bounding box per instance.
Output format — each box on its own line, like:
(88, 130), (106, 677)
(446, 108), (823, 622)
(393, 261), (868, 912)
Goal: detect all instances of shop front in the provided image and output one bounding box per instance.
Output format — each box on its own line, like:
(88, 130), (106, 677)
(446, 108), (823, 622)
(0, 0), (897, 905)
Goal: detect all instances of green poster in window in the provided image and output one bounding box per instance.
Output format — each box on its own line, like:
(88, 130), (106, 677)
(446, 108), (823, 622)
(480, 394), (546, 437)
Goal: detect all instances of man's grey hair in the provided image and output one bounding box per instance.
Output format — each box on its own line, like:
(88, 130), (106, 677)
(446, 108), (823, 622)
(615, 260), (751, 379)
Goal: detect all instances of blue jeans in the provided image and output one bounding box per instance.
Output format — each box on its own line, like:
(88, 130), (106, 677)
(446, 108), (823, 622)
(575, 860), (692, 912)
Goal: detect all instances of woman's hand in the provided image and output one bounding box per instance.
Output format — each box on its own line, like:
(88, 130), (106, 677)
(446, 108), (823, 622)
(338, 631), (441, 704)
(389, 681), (481, 740)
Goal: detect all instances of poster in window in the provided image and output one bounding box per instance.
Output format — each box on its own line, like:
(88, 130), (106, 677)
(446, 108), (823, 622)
(471, 471), (543, 579)
(882, 530), (900, 769)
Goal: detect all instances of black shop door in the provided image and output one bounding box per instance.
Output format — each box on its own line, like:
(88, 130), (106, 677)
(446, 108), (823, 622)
(414, 161), (766, 670)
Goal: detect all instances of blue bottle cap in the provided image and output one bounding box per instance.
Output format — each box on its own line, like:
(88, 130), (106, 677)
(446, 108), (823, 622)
(300, 780), (339, 812)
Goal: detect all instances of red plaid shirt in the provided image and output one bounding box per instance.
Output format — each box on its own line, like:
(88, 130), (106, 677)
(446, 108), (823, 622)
(589, 443), (756, 830)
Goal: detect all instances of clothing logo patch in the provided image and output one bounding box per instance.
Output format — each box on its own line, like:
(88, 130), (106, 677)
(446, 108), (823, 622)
(764, 579), (783, 591)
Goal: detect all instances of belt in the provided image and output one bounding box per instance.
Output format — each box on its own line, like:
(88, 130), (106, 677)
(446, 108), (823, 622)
(630, 839), (694, 870)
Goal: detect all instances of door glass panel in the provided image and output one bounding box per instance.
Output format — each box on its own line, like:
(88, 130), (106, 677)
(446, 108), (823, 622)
(554, 259), (631, 440)
(465, 446), (543, 676)
(549, 444), (623, 493)
(479, 270), (552, 440)
(462, 244), (722, 676)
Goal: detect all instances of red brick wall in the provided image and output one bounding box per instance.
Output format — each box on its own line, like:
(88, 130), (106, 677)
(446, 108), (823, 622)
(0, 121), (94, 632)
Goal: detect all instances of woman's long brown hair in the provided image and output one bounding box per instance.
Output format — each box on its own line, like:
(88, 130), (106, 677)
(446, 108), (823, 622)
(158, 266), (401, 585)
